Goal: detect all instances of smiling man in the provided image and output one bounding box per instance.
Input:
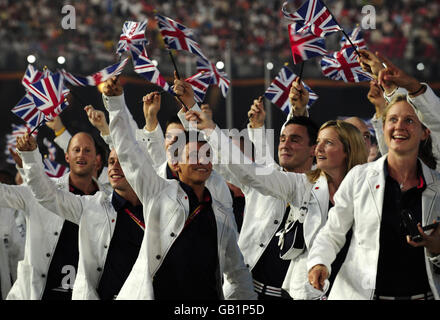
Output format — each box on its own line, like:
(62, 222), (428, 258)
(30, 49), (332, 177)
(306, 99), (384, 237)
(17, 131), (144, 300)
(100, 77), (255, 300)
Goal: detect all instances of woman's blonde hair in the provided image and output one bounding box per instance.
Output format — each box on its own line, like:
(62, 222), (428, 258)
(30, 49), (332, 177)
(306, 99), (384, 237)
(306, 120), (368, 182)
(382, 94), (436, 169)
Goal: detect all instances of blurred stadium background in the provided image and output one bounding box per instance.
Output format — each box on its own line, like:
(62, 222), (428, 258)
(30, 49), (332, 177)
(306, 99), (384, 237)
(0, 0), (439, 173)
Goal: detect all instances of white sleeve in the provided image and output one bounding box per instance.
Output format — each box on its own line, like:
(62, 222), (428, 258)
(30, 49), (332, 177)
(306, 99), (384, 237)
(307, 166), (357, 275)
(247, 124), (276, 167)
(204, 125), (305, 204)
(370, 115), (388, 156)
(177, 103), (202, 131)
(103, 94), (169, 199)
(407, 84), (440, 170)
(53, 129), (72, 153)
(0, 184), (31, 215)
(18, 148), (83, 224)
(137, 124), (167, 167)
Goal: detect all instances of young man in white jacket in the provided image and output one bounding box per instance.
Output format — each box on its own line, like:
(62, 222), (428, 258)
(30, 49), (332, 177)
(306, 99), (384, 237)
(101, 77), (256, 300)
(1, 132), (103, 299)
(16, 131), (145, 300)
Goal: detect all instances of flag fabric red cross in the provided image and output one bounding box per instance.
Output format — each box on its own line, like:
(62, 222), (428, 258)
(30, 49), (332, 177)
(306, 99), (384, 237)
(185, 71), (212, 103)
(11, 93), (45, 129)
(131, 47), (172, 93)
(61, 57), (129, 87)
(321, 46), (372, 82)
(288, 23), (327, 64)
(282, 0), (342, 37)
(155, 13), (209, 62)
(264, 66), (318, 115)
(196, 58), (230, 98)
(340, 26), (367, 51)
(43, 158), (69, 178)
(117, 20), (149, 55)
(26, 72), (69, 121)
(22, 64), (43, 91)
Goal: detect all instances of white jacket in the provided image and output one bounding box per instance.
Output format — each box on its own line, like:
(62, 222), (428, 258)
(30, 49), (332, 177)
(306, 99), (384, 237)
(0, 168), (106, 299)
(307, 155), (440, 300)
(20, 148), (118, 300)
(103, 93), (256, 300)
(0, 207), (25, 299)
(204, 126), (330, 299)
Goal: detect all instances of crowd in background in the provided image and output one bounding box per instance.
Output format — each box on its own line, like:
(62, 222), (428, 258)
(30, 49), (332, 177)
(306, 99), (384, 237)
(0, 0), (438, 79)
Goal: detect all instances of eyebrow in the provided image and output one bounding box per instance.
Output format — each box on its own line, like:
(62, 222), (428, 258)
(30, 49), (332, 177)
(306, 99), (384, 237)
(281, 134), (303, 140)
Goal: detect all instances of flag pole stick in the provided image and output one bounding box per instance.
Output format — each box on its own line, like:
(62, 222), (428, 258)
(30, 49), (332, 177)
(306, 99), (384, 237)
(298, 61), (305, 82)
(321, 1), (360, 56)
(168, 49), (181, 79)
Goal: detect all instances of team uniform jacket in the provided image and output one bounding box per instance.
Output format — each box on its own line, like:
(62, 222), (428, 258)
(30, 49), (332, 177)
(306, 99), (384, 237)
(103, 93), (256, 300)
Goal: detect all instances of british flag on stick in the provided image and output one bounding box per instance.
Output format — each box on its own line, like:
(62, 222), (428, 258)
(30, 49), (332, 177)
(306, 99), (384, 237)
(131, 47), (172, 93)
(62, 57), (129, 87)
(185, 71), (212, 103)
(288, 23), (327, 64)
(321, 46), (372, 82)
(155, 13), (208, 62)
(11, 93), (45, 129)
(282, 0), (342, 37)
(22, 64), (43, 91)
(264, 66), (318, 115)
(340, 26), (367, 51)
(196, 58), (230, 98)
(117, 20), (149, 55)
(26, 72), (69, 121)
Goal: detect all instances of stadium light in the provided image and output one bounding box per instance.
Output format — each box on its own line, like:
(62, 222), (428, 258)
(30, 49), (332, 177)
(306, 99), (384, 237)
(57, 56), (66, 64)
(266, 62), (274, 70)
(27, 55), (36, 64)
(216, 61), (225, 70)
(416, 62), (425, 71)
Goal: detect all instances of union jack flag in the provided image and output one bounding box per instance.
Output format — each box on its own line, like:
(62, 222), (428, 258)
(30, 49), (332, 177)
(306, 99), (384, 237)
(155, 13), (208, 62)
(131, 47), (172, 93)
(282, 0), (342, 37)
(321, 46), (373, 82)
(62, 57), (129, 87)
(22, 64), (43, 91)
(4, 124), (39, 163)
(11, 93), (45, 129)
(196, 58), (230, 98)
(26, 72), (69, 121)
(340, 26), (367, 51)
(264, 66), (318, 114)
(43, 158), (69, 178)
(288, 23), (327, 64)
(185, 71), (212, 103)
(117, 20), (149, 55)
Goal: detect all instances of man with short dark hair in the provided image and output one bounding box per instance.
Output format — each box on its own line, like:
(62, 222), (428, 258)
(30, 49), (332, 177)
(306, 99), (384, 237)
(100, 77), (255, 300)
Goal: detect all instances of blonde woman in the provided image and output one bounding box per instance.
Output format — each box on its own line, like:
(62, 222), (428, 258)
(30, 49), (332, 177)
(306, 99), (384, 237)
(185, 101), (368, 299)
(308, 95), (440, 300)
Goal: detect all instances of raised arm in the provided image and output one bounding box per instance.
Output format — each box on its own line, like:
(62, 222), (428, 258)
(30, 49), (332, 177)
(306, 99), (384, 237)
(247, 96), (276, 167)
(16, 134), (83, 224)
(101, 77), (169, 199)
(367, 80), (388, 156)
(185, 108), (307, 204)
(138, 91), (167, 166)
